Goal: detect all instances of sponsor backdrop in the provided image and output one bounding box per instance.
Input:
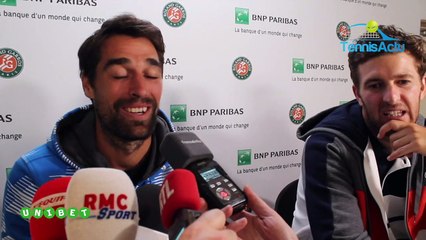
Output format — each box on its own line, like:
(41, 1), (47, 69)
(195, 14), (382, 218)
(1, 0), (425, 221)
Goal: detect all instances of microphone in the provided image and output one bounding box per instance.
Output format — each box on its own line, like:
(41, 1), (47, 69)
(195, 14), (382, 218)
(159, 169), (202, 240)
(29, 177), (72, 240)
(65, 168), (139, 240)
(136, 184), (166, 233)
(160, 131), (247, 213)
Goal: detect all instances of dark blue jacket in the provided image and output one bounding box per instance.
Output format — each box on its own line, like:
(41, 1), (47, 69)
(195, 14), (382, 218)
(1, 105), (174, 240)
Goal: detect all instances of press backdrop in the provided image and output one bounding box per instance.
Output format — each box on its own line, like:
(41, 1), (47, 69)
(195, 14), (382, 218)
(1, 0), (425, 221)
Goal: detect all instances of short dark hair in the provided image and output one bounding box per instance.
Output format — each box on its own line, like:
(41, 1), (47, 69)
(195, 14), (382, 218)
(78, 14), (165, 85)
(348, 25), (425, 87)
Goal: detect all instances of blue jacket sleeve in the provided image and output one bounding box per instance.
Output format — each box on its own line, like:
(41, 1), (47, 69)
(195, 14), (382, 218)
(1, 158), (38, 240)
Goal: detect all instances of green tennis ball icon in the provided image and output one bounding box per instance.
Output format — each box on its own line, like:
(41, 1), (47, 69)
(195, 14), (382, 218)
(366, 20), (379, 33)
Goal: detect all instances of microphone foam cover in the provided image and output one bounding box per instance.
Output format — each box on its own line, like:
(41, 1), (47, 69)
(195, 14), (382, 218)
(160, 169), (201, 229)
(30, 177), (72, 240)
(65, 168), (138, 240)
(160, 132), (213, 168)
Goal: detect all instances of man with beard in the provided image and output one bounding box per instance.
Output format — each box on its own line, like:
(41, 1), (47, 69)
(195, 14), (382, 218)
(292, 25), (426, 239)
(1, 14), (174, 239)
(2, 13), (299, 240)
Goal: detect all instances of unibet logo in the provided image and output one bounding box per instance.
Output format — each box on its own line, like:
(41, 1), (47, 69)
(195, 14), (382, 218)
(232, 57), (252, 80)
(238, 149), (251, 166)
(0, 0), (16, 6)
(0, 48), (24, 78)
(289, 103), (306, 124)
(235, 7), (249, 25)
(292, 58), (304, 74)
(170, 104), (187, 122)
(163, 2), (186, 27)
(20, 207), (90, 219)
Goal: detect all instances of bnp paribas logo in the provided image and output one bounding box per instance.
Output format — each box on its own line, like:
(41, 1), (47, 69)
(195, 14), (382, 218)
(238, 149), (251, 166)
(163, 2), (186, 27)
(292, 58), (304, 74)
(289, 103), (306, 124)
(235, 7), (249, 25)
(170, 104), (187, 122)
(0, 0), (16, 6)
(0, 48), (24, 79)
(6, 168), (12, 178)
(232, 57), (252, 80)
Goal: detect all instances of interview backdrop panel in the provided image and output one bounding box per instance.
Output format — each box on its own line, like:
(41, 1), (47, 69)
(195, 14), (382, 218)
(1, 0), (425, 221)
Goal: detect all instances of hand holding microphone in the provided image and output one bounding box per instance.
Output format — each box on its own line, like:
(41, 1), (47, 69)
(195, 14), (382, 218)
(160, 131), (247, 214)
(159, 168), (246, 240)
(159, 169), (202, 239)
(178, 208), (242, 240)
(159, 132), (297, 240)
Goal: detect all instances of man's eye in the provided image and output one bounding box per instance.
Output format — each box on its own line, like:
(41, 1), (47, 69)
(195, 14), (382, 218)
(146, 75), (160, 79)
(114, 75), (128, 79)
(366, 82), (381, 89)
(398, 80), (410, 85)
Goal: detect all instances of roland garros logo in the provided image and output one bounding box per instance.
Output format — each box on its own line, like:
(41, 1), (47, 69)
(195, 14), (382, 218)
(163, 2), (186, 27)
(336, 21), (351, 41)
(289, 103), (306, 124)
(232, 57), (252, 80)
(0, 48), (23, 78)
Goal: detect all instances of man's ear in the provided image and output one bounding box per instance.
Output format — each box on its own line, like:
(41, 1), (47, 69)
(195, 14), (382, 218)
(352, 85), (363, 106)
(82, 75), (95, 99)
(420, 73), (426, 100)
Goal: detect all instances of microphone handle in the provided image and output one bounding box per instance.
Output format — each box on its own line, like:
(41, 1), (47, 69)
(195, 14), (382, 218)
(168, 209), (202, 240)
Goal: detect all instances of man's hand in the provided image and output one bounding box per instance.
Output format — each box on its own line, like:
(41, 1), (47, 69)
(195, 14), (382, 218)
(378, 120), (426, 160)
(236, 186), (298, 240)
(179, 206), (247, 240)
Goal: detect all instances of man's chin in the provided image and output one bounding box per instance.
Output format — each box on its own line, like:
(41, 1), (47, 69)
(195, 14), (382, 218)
(119, 133), (151, 142)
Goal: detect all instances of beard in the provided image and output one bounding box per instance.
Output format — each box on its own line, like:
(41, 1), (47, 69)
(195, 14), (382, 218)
(94, 97), (158, 142)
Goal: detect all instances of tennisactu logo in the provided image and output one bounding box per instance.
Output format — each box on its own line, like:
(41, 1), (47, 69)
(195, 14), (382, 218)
(0, 48), (24, 78)
(232, 57), (252, 80)
(337, 20), (405, 53)
(163, 2), (186, 27)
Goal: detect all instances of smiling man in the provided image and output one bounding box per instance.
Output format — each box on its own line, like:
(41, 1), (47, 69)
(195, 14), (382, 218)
(1, 14), (175, 239)
(293, 25), (426, 239)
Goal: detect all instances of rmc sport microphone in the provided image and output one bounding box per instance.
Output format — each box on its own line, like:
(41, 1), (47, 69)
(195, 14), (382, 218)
(65, 168), (139, 240)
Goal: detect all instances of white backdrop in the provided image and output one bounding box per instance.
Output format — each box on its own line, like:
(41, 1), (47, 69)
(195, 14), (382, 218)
(1, 0), (425, 221)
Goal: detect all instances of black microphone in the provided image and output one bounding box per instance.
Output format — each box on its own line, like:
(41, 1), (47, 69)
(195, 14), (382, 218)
(136, 184), (167, 233)
(159, 131), (247, 214)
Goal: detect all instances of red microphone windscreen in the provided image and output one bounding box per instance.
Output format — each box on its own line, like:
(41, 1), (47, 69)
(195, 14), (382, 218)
(159, 169), (201, 229)
(29, 177), (72, 240)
